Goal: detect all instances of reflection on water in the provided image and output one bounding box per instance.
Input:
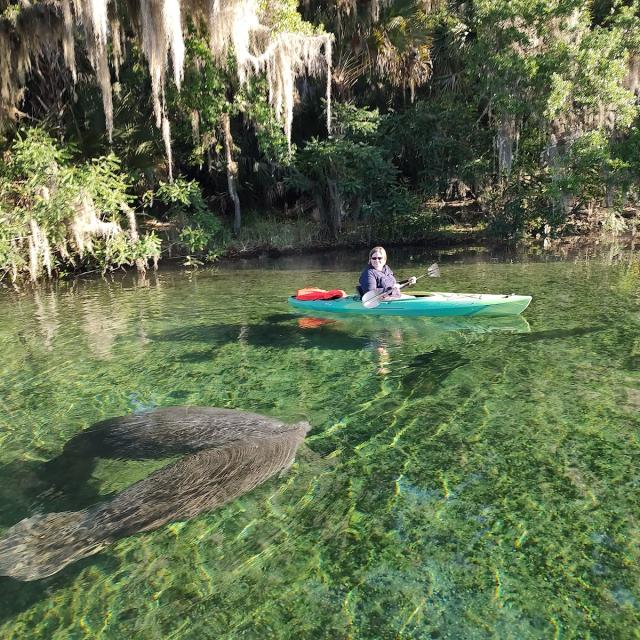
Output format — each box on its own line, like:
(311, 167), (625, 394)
(0, 407), (308, 581)
(296, 313), (532, 337)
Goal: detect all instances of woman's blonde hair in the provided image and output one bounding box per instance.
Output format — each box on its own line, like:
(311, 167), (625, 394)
(369, 246), (387, 260)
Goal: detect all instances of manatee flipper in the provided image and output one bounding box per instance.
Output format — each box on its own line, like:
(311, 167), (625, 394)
(0, 414), (309, 581)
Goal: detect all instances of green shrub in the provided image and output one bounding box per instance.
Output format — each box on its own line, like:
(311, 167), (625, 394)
(0, 128), (160, 282)
(288, 105), (421, 237)
(153, 177), (225, 261)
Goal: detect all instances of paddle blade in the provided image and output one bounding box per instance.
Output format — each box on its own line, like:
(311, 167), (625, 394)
(427, 263), (440, 278)
(361, 288), (385, 308)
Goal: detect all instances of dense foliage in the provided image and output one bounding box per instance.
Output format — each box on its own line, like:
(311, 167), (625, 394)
(0, 128), (160, 282)
(0, 0), (639, 280)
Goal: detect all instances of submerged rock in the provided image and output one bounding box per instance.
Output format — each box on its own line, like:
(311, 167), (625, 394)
(0, 407), (310, 581)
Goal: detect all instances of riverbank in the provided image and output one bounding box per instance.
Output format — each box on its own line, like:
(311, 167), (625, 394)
(221, 226), (489, 260)
(150, 213), (639, 265)
(2, 214), (636, 290)
(145, 196), (640, 265)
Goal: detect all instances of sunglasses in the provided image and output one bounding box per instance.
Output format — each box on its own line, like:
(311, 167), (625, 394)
(371, 256), (385, 260)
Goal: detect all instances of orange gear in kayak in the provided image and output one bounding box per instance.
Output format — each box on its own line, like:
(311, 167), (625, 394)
(295, 288), (347, 301)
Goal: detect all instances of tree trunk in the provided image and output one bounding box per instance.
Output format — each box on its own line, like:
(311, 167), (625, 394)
(121, 202), (147, 274)
(221, 112), (242, 235)
(326, 178), (342, 236)
(313, 180), (342, 240)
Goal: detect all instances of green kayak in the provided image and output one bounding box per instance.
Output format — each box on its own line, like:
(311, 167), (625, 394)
(288, 291), (532, 317)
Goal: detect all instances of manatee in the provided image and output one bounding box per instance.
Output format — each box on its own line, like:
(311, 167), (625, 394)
(0, 407), (310, 581)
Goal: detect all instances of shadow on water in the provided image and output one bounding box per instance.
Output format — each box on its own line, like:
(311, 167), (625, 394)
(155, 322), (372, 352)
(0, 554), (120, 626)
(156, 314), (532, 360)
(515, 325), (606, 343)
(305, 314), (533, 338)
(261, 313), (300, 324)
(0, 407), (309, 590)
(401, 349), (470, 397)
(0, 457), (106, 528)
(624, 355), (640, 371)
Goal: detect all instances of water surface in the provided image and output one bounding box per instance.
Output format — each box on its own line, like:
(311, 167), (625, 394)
(0, 243), (639, 639)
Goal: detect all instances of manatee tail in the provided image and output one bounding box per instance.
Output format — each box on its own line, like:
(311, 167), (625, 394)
(0, 509), (108, 581)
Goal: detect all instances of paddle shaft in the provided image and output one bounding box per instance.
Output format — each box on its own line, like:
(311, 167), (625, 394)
(399, 271), (431, 288)
(362, 267), (436, 307)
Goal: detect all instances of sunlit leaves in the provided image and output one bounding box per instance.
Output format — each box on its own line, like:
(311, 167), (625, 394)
(0, 128), (159, 281)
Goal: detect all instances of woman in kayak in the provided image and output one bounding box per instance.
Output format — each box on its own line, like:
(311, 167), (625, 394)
(358, 246), (416, 299)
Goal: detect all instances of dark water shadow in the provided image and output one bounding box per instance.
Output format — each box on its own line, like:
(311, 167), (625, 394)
(0, 407), (309, 586)
(401, 348), (470, 397)
(0, 554), (119, 626)
(624, 355), (640, 371)
(156, 313), (533, 360)
(288, 311), (531, 331)
(0, 457), (108, 528)
(154, 322), (371, 351)
(260, 313), (300, 324)
(515, 325), (606, 343)
(176, 350), (217, 364)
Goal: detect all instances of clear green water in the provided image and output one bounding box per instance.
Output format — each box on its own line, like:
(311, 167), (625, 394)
(0, 245), (639, 639)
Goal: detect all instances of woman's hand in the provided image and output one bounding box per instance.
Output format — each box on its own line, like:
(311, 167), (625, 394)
(408, 276), (417, 286)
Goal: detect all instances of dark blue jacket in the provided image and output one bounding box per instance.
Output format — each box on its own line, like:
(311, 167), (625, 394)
(358, 264), (398, 295)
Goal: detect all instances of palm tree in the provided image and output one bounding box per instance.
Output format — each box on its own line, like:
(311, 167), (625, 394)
(302, 0), (435, 105)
